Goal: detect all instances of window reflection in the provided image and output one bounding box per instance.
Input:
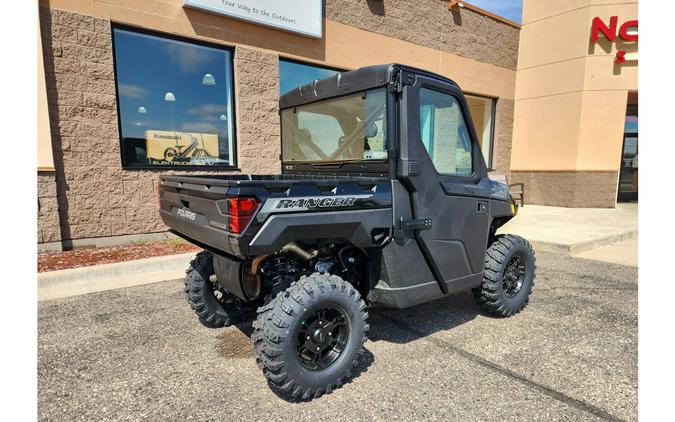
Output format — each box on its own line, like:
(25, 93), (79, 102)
(465, 94), (495, 169)
(113, 27), (236, 167)
(279, 59), (341, 95)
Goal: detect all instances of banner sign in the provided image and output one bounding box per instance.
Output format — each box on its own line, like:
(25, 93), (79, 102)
(183, 0), (323, 38)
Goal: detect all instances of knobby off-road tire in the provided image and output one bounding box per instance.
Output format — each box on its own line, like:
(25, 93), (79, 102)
(184, 251), (255, 328)
(252, 273), (369, 401)
(473, 234), (536, 317)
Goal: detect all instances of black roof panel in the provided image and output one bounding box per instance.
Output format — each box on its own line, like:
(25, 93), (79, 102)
(280, 63), (395, 109)
(279, 63), (460, 109)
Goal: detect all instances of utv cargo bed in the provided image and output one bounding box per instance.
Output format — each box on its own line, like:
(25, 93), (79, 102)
(159, 174), (393, 258)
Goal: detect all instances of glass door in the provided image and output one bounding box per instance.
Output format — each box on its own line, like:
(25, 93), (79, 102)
(618, 102), (638, 202)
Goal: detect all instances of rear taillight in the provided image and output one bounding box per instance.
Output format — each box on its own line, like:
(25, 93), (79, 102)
(227, 197), (260, 234)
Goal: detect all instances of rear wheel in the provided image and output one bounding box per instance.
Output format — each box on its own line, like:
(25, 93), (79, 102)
(192, 148), (210, 157)
(184, 251), (256, 328)
(473, 234), (536, 317)
(252, 273), (369, 400)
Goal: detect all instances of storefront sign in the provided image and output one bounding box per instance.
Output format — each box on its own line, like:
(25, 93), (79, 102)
(591, 16), (638, 63)
(183, 0), (323, 38)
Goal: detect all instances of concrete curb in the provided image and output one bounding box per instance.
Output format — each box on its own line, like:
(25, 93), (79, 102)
(530, 230), (638, 256)
(38, 252), (195, 301)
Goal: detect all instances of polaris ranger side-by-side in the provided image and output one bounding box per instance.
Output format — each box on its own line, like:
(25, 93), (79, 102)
(158, 64), (535, 400)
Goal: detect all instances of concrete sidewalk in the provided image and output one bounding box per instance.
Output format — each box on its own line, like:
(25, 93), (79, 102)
(575, 237), (638, 267)
(499, 203), (637, 256)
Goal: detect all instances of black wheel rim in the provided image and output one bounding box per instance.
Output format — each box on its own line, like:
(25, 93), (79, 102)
(502, 255), (526, 298)
(296, 307), (349, 371)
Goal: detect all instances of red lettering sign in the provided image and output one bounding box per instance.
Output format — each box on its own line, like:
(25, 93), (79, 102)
(616, 50), (626, 63)
(619, 20), (638, 41)
(591, 16), (617, 42)
(591, 16), (638, 42)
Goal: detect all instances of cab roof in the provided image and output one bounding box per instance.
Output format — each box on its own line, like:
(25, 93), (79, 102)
(279, 63), (460, 109)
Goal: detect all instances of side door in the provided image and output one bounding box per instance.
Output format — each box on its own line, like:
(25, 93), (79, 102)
(397, 71), (492, 293)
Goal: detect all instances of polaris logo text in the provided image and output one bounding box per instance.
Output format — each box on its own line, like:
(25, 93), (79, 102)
(275, 197), (358, 209)
(177, 208), (196, 220)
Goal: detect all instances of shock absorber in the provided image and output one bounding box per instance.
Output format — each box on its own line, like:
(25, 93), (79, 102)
(268, 256), (288, 285)
(260, 255), (297, 293)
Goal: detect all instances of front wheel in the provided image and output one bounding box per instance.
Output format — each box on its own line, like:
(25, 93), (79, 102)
(252, 273), (369, 401)
(473, 234), (536, 317)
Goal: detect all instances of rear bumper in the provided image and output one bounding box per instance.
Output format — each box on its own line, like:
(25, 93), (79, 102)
(160, 209), (243, 257)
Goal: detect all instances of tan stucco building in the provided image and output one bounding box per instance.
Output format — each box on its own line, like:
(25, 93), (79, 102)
(37, 0), (520, 250)
(510, 0), (638, 207)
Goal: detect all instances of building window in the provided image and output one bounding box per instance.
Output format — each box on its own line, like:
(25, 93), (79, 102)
(419, 88), (473, 176)
(279, 59), (341, 95)
(112, 26), (236, 168)
(465, 95), (496, 169)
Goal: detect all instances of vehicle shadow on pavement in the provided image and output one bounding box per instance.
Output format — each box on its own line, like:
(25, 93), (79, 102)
(368, 292), (479, 343)
(212, 292), (477, 402)
(229, 292), (479, 347)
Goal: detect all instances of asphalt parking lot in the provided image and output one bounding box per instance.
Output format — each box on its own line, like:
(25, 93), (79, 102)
(38, 251), (637, 421)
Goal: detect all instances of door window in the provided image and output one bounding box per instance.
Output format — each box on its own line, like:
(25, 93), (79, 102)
(419, 88), (473, 176)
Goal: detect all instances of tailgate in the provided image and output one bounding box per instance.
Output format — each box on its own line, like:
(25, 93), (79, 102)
(159, 176), (245, 257)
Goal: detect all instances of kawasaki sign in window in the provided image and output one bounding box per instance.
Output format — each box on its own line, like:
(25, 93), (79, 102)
(112, 26), (236, 168)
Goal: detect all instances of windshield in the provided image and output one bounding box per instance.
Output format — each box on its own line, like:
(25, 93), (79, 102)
(281, 88), (387, 163)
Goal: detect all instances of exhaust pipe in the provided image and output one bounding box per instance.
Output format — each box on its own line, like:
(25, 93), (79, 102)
(281, 242), (318, 261)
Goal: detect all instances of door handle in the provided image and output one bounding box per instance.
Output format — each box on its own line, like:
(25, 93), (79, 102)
(401, 217), (432, 230)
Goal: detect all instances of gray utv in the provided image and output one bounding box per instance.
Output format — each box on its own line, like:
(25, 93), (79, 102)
(158, 63), (535, 401)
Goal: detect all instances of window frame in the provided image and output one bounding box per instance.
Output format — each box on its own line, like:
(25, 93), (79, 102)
(417, 85), (477, 178)
(464, 93), (497, 171)
(111, 23), (239, 171)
